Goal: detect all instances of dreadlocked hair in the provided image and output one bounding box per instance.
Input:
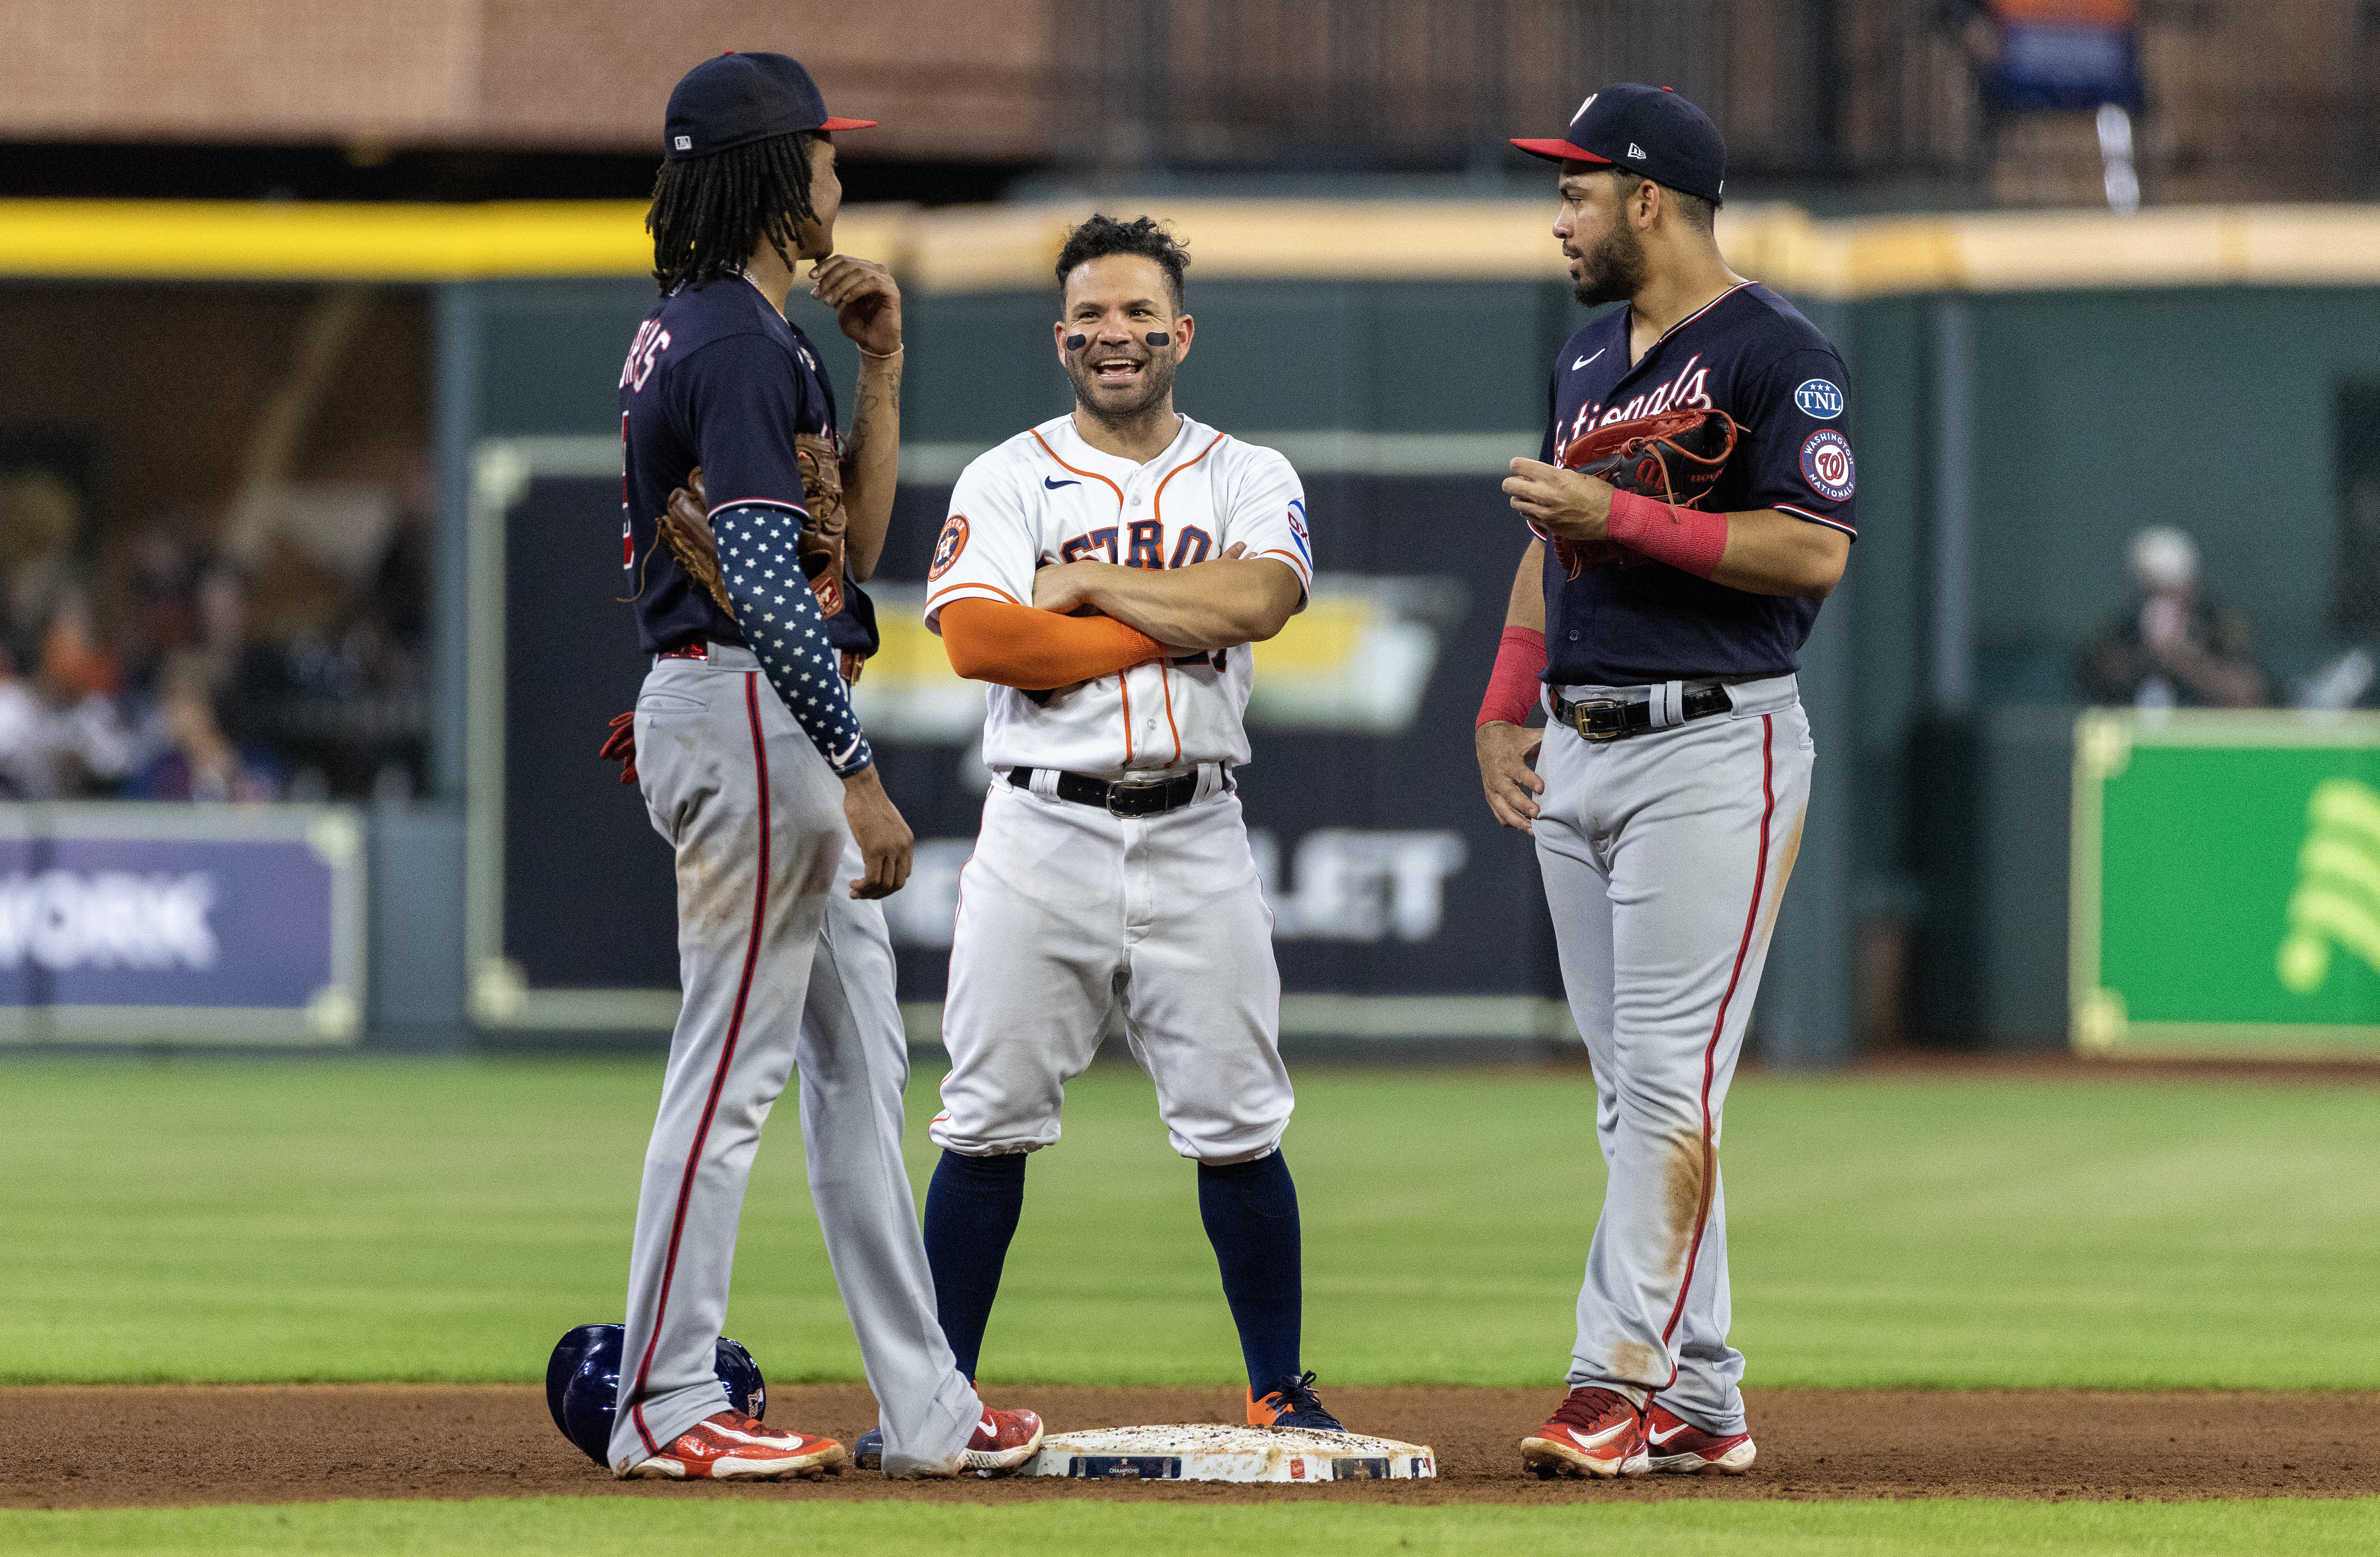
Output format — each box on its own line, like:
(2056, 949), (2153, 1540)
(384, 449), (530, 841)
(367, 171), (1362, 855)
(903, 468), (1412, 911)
(647, 131), (821, 293)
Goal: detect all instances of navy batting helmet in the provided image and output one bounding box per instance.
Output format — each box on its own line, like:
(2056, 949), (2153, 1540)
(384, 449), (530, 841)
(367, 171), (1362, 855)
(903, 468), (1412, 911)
(544, 1323), (768, 1466)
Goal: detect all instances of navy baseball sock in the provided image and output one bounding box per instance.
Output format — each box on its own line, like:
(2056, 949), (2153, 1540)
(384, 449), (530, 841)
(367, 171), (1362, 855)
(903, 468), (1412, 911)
(1197, 1149), (1303, 1393)
(922, 1148), (1027, 1381)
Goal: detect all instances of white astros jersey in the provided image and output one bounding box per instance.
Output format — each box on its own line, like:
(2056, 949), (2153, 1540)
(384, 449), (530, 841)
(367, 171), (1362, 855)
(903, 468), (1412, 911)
(923, 412), (1313, 776)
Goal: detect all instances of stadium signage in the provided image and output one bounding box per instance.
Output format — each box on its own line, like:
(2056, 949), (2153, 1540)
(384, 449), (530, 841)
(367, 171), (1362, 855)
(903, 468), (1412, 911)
(0, 805), (365, 1044)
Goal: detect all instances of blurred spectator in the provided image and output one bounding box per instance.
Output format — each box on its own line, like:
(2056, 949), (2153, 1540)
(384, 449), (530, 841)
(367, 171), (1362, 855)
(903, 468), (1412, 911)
(0, 453), (433, 802)
(128, 652), (280, 804)
(2082, 527), (2267, 708)
(119, 521), (203, 703)
(2295, 647), (2374, 710)
(0, 468), (81, 674)
(192, 558), (292, 740)
(0, 594), (136, 798)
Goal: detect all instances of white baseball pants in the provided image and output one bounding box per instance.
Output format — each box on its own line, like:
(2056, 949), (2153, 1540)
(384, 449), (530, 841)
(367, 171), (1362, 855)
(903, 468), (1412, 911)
(932, 769), (1294, 1166)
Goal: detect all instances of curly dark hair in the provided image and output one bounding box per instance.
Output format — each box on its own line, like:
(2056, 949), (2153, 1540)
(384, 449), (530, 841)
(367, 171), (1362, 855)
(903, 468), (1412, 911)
(1054, 214), (1189, 311)
(646, 131), (821, 293)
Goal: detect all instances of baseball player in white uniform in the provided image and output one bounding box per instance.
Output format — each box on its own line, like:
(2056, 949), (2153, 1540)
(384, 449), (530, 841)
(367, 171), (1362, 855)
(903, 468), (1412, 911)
(911, 215), (1347, 1432)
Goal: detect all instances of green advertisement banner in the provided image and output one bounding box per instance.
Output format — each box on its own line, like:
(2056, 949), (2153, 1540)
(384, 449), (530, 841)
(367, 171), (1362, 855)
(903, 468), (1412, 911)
(2071, 710), (2380, 1055)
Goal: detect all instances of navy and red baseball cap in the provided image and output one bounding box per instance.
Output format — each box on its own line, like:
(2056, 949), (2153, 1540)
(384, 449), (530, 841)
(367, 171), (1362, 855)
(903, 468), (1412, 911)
(1513, 83), (1725, 206)
(664, 52), (876, 162)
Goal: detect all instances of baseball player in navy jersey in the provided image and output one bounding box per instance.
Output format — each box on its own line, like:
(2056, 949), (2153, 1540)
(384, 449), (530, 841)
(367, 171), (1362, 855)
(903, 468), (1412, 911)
(598, 51), (1039, 1482)
(1473, 85), (1856, 1478)
(913, 215), (1348, 1435)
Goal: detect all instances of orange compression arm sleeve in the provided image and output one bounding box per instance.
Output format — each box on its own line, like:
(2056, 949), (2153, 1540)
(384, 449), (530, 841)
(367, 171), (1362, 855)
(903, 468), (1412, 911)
(939, 597), (1165, 691)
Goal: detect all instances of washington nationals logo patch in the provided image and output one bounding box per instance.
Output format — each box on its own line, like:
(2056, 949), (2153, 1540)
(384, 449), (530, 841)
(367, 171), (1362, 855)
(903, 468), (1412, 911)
(928, 514), (970, 581)
(1798, 429), (1855, 501)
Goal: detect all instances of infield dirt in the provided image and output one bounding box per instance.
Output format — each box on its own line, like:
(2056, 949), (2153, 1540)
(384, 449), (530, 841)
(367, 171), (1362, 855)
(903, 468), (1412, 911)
(4, 1384), (2371, 1510)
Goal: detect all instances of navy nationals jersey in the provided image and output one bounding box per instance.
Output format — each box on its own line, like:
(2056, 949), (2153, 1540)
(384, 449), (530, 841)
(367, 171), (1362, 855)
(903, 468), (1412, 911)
(1539, 281), (1855, 685)
(618, 275), (873, 657)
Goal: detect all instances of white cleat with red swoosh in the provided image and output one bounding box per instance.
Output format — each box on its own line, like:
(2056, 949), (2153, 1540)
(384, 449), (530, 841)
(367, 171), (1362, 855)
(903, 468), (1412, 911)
(621, 1410), (846, 1480)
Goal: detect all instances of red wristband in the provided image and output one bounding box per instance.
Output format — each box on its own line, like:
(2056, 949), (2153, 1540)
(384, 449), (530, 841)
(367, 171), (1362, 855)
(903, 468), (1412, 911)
(1603, 490), (1728, 579)
(1477, 625), (1547, 728)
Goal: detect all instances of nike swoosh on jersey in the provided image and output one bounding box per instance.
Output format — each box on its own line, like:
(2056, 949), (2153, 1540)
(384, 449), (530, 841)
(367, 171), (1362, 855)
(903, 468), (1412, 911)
(1573, 348), (1606, 371)
(1044, 477), (1081, 489)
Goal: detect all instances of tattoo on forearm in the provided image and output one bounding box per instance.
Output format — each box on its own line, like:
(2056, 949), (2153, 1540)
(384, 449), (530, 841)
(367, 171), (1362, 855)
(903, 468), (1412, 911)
(848, 367), (900, 455)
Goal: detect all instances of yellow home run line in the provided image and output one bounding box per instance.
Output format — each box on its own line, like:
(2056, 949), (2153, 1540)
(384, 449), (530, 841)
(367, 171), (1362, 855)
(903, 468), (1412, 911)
(7, 197), (2380, 297)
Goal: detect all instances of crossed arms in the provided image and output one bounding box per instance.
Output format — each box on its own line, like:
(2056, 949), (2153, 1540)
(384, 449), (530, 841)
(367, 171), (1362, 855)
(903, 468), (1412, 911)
(940, 552), (1304, 692)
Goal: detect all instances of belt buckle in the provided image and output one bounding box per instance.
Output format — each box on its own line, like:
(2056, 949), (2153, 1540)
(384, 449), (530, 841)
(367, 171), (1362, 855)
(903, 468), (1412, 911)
(1106, 774), (1170, 817)
(1570, 698), (1624, 742)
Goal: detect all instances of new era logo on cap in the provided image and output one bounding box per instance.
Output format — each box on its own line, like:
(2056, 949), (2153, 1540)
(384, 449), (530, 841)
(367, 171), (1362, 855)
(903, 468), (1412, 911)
(1511, 82), (1727, 206)
(663, 52), (878, 162)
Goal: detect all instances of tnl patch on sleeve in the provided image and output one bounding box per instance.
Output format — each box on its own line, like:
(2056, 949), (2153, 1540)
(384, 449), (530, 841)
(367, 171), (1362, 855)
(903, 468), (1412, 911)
(1793, 378), (1844, 417)
(1798, 428), (1855, 501)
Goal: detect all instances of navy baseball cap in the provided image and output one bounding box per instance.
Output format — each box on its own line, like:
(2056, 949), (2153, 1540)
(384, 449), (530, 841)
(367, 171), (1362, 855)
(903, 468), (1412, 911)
(1513, 83), (1725, 206)
(664, 52), (876, 162)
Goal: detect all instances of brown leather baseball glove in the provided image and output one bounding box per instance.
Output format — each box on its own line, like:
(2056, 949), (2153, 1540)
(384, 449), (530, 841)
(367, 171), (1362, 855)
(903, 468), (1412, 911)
(1545, 407), (1743, 579)
(658, 469), (732, 614)
(661, 453), (865, 682)
(793, 432), (848, 620)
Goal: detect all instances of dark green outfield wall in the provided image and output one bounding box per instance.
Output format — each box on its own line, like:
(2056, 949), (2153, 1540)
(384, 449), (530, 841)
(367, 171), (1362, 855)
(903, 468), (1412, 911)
(451, 275), (2380, 1053)
(469, 276), (2380, 685)
(460, 276), (1584, 441)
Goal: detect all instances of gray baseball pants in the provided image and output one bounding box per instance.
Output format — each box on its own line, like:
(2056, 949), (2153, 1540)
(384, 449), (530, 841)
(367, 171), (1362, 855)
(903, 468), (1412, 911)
(607, 643), (978, 1478)
(1531, 672), (1812, 1437)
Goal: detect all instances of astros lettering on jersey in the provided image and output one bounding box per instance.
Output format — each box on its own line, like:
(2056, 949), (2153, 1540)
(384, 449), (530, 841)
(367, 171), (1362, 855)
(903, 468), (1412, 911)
(924, 412), (1313, 775)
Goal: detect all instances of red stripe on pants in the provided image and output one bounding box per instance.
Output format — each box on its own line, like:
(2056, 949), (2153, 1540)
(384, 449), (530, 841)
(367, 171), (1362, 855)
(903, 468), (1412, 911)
(1658, 713), (1774, 1377)
(624, 672), (773, 1454)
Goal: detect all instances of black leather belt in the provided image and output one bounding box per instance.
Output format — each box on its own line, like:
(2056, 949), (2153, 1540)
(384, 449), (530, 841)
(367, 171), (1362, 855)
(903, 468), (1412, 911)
(1009, 766), (1210, 817)
(1550, 683), (1732, 742)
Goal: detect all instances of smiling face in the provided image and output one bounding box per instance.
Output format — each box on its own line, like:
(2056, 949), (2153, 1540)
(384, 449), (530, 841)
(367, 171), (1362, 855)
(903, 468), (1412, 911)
(1552, 165), (1648, 308)
(1054, 253), (1192, 424)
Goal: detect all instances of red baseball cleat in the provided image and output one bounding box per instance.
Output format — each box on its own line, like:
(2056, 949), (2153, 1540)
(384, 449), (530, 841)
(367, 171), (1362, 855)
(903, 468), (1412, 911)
(620, 1409), (846, 1480)
(958, 1404), (1045, 1476)
(1643, 1403), (1756, 1475)
(1520, 1386), (1649, 1478)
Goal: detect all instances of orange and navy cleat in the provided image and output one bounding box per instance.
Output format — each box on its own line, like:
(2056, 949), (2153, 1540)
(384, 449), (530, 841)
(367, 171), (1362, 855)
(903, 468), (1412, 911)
(1520, 1386), (1650, 1478)
(1248, 1370), (1346, 1432)
(619, 1410), (845, 1480)
(1643, 1403), (1756, 1475)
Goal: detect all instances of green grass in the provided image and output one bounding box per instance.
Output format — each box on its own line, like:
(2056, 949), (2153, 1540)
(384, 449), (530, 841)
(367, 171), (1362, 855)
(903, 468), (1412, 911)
(3, 1496), (2376, 1557)
(0, 1057), (2374, 1389)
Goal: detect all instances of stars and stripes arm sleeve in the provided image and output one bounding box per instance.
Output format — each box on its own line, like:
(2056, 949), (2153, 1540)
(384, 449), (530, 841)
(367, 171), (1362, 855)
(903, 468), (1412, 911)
(712, 501), (874, 777)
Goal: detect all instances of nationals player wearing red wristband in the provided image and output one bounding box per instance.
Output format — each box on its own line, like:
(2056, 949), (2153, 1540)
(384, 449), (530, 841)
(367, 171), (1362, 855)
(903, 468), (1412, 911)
(1474, 84), (1855, 1480)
